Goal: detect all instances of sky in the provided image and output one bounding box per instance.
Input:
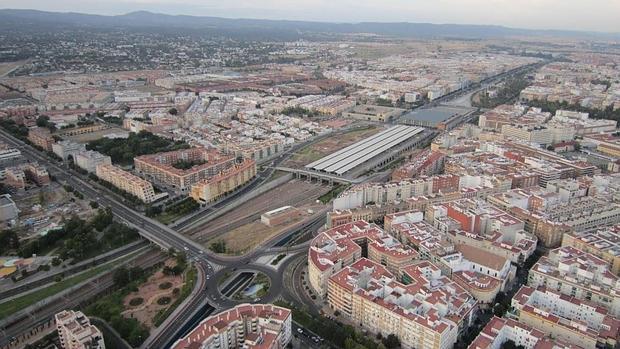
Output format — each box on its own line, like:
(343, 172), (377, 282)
(1, 0), (619, 33)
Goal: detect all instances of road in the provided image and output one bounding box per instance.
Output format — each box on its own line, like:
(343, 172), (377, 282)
(0, 128), (318, 347)
(0, 249), (164, 347)
(0, 60), (550, 347)
(0, 240), (148, 302)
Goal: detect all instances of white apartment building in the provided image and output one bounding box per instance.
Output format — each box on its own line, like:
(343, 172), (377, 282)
(52, 140), (86, 161)
(528, 246), (620, 317)
(74, 150), (112, 173)
(55, 310), (105, 349)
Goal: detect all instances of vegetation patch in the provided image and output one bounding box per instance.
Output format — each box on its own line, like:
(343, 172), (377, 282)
(159, 282), (173, 290)
(87, 130), (189, 165)
(147, 197), (200, 225)
(129, 297), (144, 306)
(0, 251), (139, 320)
(318, 184), (348, 204)
(172, 159), (206, 170)
(156, 296), (171, 305)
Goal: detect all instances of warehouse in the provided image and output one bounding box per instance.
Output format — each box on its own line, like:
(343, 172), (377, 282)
(305, 125), (428, 178)
(400, 106), (475, 130)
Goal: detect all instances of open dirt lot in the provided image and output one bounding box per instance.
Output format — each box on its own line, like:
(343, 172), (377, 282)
(206, 204), (325, 255)
(283, 125), (383, 169)
(189, 180), (330, 243)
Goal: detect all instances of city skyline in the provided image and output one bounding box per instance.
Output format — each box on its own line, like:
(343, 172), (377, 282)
(1, 0), (620, 33)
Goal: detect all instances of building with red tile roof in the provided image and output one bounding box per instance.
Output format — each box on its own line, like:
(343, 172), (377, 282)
(171, 304), (291, 349)
(328, 258), (477, 349)
(468, 316), (581, 349)
(308, 220), (418, 297)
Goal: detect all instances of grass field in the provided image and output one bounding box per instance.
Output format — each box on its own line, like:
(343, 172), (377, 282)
(0, 251), (140, 320)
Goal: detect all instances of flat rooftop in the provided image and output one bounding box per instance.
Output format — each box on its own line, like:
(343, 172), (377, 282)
(402, 106), (473, 125)
(305, 125), (424, 176)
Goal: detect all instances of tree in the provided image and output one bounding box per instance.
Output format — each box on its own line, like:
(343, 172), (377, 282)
(383, 334), (400, 349)
(168, 107), (178, 115)
(501, 340), (517, 349)
(113, 267), (130, 286)
(0, 230), (20, 254)
(209, 240), (227, 253)
(92, 207), (113, 231)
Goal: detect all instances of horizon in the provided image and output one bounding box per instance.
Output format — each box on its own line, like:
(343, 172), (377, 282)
(0, 0), (619, 34)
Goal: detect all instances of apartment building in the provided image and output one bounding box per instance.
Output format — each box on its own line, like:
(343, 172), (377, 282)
(52, 140), (86, 161)
(27, 127), (54, 152)
(96, 164), (156, 203)
(468, 316), (579, 349)
(0, 194), (19, 222)
(0, 142), (21, 163)
(511, 286), (620, 349)
(428, 198), (537, 264)
(392, 150), (446, 181)
(4, 162), (50, 189)
(74, 150), (112, 173)
(189, 158), (256, 204)
(389, 213), (515, 305)
(500, 124), (575, 145)
(222, 139), (286, 164)
(528, 246), (620, 317)
(328, 258), (477, 349)
(23, 162), (51, 186)
(134, 148), (236, 193)
(488, 188), (620, 248)
(562, 225), (620, 276)
(308, 220), (419, 297)
(171, 304), (292, 349)
(55, 310), (105, 349)
(4, 166), (26, 189)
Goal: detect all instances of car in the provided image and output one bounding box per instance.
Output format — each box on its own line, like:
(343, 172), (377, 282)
(312, 337), (320, 343)
(297, 328), (303, 334)
(183, 246), (189, 251)
(198, 250), (203, 254)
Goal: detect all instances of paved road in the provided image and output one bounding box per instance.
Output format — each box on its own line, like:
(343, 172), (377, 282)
(0, 249), (164, 347)
(0, 128), (321, 347)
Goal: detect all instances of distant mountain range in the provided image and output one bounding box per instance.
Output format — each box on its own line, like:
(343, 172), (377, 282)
(0, 9), (618, 40)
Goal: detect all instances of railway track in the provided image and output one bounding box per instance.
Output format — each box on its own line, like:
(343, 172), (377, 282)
(0, 249), (165, 347)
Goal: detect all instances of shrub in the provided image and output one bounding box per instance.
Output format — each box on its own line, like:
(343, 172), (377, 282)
(159, 282), (173, 290)
(157, 296), (171, 305)
(129, 297), (144, 306)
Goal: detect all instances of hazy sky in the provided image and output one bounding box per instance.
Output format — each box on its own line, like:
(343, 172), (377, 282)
(1, 0), (619, 33)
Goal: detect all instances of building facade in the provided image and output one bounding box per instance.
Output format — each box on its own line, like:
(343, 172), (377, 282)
(171, 304), (292, 349)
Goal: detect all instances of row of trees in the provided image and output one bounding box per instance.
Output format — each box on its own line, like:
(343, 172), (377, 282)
(275, 301), (399, 349)
(145, 197), (199, 219)
(473, 77), (531, 109)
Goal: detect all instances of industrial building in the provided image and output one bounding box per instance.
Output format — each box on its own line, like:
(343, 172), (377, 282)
(401, 106), (475, 130)
(305, 125), (429, 178)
